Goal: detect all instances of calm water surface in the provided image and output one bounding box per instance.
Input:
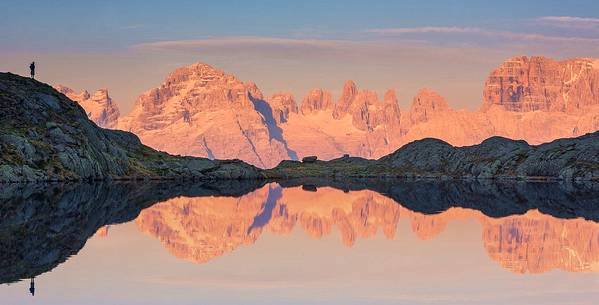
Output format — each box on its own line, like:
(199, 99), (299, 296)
(2, 180), (599, 304)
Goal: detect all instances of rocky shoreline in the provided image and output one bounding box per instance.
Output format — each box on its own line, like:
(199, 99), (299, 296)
(1, 72), (598, 182)
(265, 132), (599, 181)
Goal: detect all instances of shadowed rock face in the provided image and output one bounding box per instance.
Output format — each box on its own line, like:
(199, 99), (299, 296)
(0, 73), (263, 182)
(2, 179), (599, 283)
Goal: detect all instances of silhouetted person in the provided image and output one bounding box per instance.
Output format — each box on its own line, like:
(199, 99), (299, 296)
(30, 62), (35, 79)
(29, 277), (35, 296)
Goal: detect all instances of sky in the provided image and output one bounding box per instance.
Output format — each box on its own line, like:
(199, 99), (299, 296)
(1, 0), (599, 112)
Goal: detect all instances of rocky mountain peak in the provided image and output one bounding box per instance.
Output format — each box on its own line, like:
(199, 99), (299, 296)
(333, 80), (358, 119)
(55, 84), (73, 95)
(117, 61), (290, 168)
(53, 84), (119, 128)
(342, 80), (358, 97)
(339, 83), (401, 131)
(123, 61), (264, 131)
(383, 89), (398, 104)
(268, 92), (298, 124)
(409, 88), (450, 125)
(300, 88), (333, 115)
(482, 56), (599, 113)
(91, 88), (110, 100)
(245, 81), (264, 100)
(166, 62), (226, 84)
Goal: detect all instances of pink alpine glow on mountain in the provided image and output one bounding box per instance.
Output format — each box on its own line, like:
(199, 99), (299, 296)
(65, 56), (599, 168)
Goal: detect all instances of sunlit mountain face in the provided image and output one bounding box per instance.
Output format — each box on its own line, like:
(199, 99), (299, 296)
(2, 181), (599, 304)
(62, 56), (599, 168)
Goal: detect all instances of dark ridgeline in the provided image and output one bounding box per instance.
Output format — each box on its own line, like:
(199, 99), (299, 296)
(1, 179), (599, 287)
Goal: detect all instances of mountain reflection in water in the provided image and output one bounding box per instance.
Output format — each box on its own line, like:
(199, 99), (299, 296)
(136, 183), (599, 274)
(2, 179), (599, 286)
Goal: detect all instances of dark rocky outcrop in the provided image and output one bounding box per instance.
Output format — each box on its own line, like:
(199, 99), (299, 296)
(268, 133), (599, 181)
(302, 156), (318, 163)
(0, 73), (263, 182)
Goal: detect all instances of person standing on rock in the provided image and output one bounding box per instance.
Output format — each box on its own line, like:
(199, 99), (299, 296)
(30, 61), (35, 79)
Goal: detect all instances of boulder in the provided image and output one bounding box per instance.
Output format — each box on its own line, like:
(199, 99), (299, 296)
(302, 156), (318, 163)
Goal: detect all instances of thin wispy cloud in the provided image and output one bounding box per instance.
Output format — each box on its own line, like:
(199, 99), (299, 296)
(135, 36), (353, 50)
(367, 26), (484, 34)
(367, 26), (599, 44)
(120, 24), (144, 30)
(131, 33), (599, 70)
(131, 36), (505, 65)
(536, 16), (599, 29)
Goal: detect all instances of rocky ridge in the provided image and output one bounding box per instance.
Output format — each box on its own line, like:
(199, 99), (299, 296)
(0, 73), (263, 182)
(267, 132), (599, 181)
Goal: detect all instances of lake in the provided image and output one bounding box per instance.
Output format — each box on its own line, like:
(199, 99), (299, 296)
(2, 180), (599, 304)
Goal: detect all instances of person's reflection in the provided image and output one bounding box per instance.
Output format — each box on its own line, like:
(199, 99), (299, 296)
(29, 277), (35, 296)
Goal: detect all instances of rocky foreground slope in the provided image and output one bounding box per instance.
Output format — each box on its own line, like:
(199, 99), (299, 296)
(0, 73), (263, 182)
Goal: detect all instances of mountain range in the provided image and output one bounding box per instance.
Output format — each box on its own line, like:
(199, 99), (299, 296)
(57, 56), (599, 168)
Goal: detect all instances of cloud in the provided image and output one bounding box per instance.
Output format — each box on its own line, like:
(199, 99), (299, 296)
(536, 16), (599, 29)
(129, 34), (599, 74)
(135, 36), (351, 50)
(120, 24), (144, 30)
(367, 26), (484, 34)
(367, 26), (599, 44)
(130, 36), (505, 65)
